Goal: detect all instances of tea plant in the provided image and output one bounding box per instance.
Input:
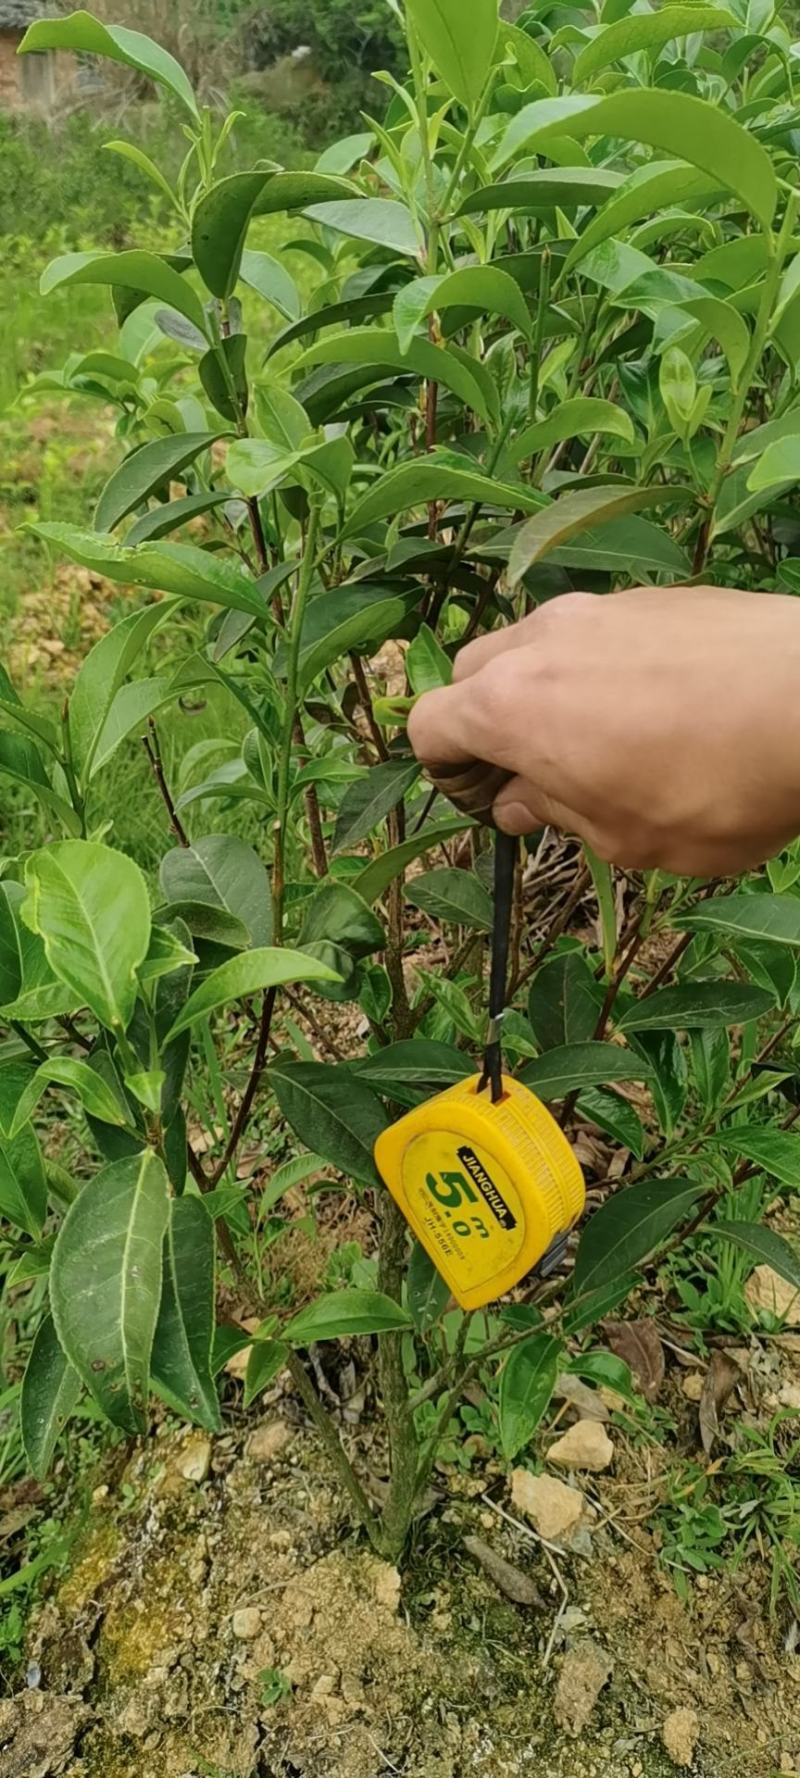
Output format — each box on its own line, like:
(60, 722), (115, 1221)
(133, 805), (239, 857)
(4, 0), (800, 1562)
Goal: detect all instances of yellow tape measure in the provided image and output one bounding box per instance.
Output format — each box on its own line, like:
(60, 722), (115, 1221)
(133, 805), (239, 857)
(375, 1073), (585, 1311)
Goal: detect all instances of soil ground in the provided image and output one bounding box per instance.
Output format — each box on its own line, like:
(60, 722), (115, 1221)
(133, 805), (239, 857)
(2, 1351), (799, 1778)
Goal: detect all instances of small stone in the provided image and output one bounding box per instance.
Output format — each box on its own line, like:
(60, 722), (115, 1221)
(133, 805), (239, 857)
(177, 1435), (212, 1483)
(373, 1562), (402, 1611)
(554, 1640), (613, 1736)
(247, 1421), (294, 1464)
(780, 1382), (800, 1411)
(681, 1373), (705, 1403)
(745, 1266), (800, 1323)
(511, 1470), (585, 1542)
(232, 1607), (262, 1640)
(310, 1673), (338, 1701)
(663, 1706), (700, 1768)
(546, 1420), (615, 1473)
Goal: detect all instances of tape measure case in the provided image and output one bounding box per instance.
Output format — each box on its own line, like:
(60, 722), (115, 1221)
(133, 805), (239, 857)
(375, 1074), (585, 1311)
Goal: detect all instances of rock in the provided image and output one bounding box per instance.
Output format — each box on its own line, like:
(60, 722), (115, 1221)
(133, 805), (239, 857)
(511, 1470), (585, 1542)
(662, 1706), (700, 1768)
(554, 1640), (614, 1736)
(372, 1563), (402, 1612)
(745, 1266), (800, 1324)
(546, 1420), (615, 1473)
(463, 1536), (545, 1607)
(247, 1421), (294, 1464)
(681, 1372), (705, 1403)
(177, 1435), (212, 1483)
(780, 1382), (800, 1411)
(232, 1607), (263, 1641)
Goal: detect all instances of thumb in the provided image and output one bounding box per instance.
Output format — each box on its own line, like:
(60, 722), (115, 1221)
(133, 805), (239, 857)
(408, 679), (482, 768)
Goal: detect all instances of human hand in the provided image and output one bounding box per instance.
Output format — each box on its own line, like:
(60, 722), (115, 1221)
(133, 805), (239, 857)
(408, 586), (800, 876)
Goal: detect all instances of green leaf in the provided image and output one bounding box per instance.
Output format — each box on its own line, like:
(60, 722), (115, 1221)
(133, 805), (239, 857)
(165, 948), (339, 1043)
(270, 1060), (389, 1188)
(157, 902), (250, 951)
(126, 491), (231, 548)
(0, 1125), (48, 1239)
(406, 0), (499, 112)
(712, 1130), (800, 1188)
(748, 436), (800, 494)
(104, 138), (178, 209)
(20, 1315), (82, 1481)
(88, 676), (178, 779)
(630, 1030), (686, 1137)
(20, 9), (199, 118)
(31, 525), (265, 619)
(199, 335), (249, 422)
(68, 603), (169, 779)
(354, 818), (474, 905)
(304, 197), (419, 257)
(563, 161), (723, 275)
(356, 1039), (472, 1099)
(585, 843), (617, 978)
(0, 883), (81, 1025)
(407, 1242), (451, 1332)
(679, 895), (800, 949)
(711, 1221), (800, 1295)
(578, 1086), (645, 1160)
(673, 296), (750, 387)
(294, 584), (425, 695)
(151, 1197), (221, 1433)
(619, 982), (774, 1034)
(94, 432), (225, 534)
(519, 1042), (653, 1100)
(299, 882), (384, 966)
(0, 732), (79, 834)
(239, 248), (301, 322)
(394, 266), (532, 354)
(528, 952), (602, 1051)
(458, 168), (622, 217)
(295, 332), (499, 429)
(341, 451), (544, 540)
(494, 91), (777, 229)
(23, 841), (151, 1034)
(244, 1339), (288, 1408)
(9, 1057), (130, 1142)
(160, 836), (273, 949)
(573, 7), (737, 84)
(283, 1288), (411, 1344)
(499, 1333), (561, 1462)
(333, 760), (422, 856)
(193, 172), (272, 300)
(40, 249), (208, 338)
(510, 398), (634, 463)
(510, 486), (684, 584)
(563, 1271), (639, 1334)
(406, 625), (452, 697)
(572, 1177), (704, 1298)
(406, 868), (494, 932)
(50, 1150), (170, 1433)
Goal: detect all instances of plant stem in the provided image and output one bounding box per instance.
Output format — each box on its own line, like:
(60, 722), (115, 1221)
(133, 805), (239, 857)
(273, 502), (323, 944)
(375, 1194), (420, 1558)
(143, 719), (190, 847)
(286, 1351), (382, 1540)
(694, 193), (798, 573)
(528, 247), (551, 423)
(209, 987), (277, 1187)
